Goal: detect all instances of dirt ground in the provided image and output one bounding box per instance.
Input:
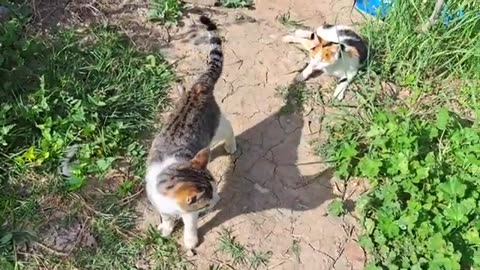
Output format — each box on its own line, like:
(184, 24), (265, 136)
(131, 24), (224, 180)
(37, 0), (370, 269)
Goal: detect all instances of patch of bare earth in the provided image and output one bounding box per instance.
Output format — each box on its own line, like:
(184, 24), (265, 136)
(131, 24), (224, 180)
(33, 0), (369, 269)
(137, 1), (368, 269)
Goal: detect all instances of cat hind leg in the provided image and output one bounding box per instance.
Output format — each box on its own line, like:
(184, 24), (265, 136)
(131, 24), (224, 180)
(210, 114), (237, 154)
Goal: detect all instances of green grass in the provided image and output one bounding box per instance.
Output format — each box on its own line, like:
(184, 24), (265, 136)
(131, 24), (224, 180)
(289, 239), (301, 263)
(148, 0), (185, 25)
(318, 0), (480, 269)
(327, 199), (346, 217)
(217, 228), (271, 269)
(276, 11), (306, 30)
(275, 82), (310, 114)
(216, 0), (254, 9)
(0, 6), (183, 269)
(360, 0), (480, 87)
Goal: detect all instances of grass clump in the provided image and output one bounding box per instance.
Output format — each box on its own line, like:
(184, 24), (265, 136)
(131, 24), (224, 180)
(319, 0), (480, 269)
(276, 11), (306, 30)
(216, 0), (254, 9)
(0, 6), (181, 268)
(361, 0), (480, 86)
(149, 0), (185, 25)
(218, 228), (272, 269)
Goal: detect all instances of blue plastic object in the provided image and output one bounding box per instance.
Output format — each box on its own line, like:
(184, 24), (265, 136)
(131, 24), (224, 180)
(355, 0), (474, 25)
(442, 8), (465, 25)
(354, 0), (393, 18)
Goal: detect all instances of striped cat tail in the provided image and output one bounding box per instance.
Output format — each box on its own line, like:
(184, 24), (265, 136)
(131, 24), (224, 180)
(195, 16), (223, 91)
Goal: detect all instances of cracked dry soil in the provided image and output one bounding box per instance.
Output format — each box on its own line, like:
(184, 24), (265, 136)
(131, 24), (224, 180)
(135, 1), (368, 269)
(32, 0), (369, 267)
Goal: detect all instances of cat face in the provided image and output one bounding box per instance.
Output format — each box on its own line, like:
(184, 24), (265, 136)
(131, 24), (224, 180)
(169, 148), (220, 213)
(307, 33), (342, 63)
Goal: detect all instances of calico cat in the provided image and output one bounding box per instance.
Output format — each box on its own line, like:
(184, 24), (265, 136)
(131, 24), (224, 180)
(282, 24), (368, 100)
(145, 15), (236, 250)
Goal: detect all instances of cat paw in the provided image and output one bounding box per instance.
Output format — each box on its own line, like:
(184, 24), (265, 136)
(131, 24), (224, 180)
(224, 141), (237, 154)
(333, 93), (345, 101)
(294, 73), (307, 82)
(282, 35), (295, 43)
(184, 234), (199, 250)
(158, 222), (174, 237)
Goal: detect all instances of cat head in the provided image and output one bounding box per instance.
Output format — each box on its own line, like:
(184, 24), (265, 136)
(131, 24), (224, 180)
(169, 148), (219, 213)
(308, 33), (345, 63)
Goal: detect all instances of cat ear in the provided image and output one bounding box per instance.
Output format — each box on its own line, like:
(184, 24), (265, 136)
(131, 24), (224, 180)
(191, 148), (210, 169)
(310, 33), (321, 48)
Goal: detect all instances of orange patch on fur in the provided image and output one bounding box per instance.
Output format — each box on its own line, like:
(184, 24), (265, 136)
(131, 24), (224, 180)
(347, 47), (360, 58)
(310, 45), (322, 58)
(310, 44), (339, 64)
(173, 182), (202, 205)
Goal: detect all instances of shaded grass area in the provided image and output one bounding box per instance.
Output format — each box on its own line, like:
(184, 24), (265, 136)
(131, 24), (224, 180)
(318, 0), (480, 269)
(0, 4), (189, 269)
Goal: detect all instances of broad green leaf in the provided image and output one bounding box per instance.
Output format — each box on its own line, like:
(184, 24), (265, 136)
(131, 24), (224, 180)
(435, 108), (450, 130)
(443, 200), (473, 224)
(429, 126), (439, 139)
(428, 234), (445, 251)
(429, 253), (461, 270)
(373, 229), (387, 245)
(473, 250), (480, 268)
(366, 124), (385, 137)
(96, 157), (116, 172)
(327, 199), (345, 217)
(340, 142), (358, 159)
(364, 264), (382, 270)
(378, 213), (400, 239)
(463, 228), (480, 246)
(68, 175), (86, 191)
(358, 157), (383, 178)
(23, 146), (36, 162)
(358, 234), (374, 250)
(397, 213), (418, 231)
(438, 178), (466, 200)
(414, 167), (429, 183)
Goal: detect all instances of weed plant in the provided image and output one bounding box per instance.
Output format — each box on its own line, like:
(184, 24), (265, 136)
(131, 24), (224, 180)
(0, 9), (180, 269)
(321, 0), (480, 269)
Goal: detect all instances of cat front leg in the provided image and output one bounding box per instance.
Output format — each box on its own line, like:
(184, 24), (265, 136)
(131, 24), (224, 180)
(282, 34), (302, 43)
(158, 213), (176, 237)
(294, 29), (314, 38)
(282, 29), (312, 43)
(333, 71), (357, 101)
(295, 61), (315, 82)
(182, 212), (199, 249)
(295, 60), (328, 82)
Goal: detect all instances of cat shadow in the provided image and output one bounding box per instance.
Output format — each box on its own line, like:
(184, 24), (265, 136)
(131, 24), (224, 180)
(199, 81), (337, 243)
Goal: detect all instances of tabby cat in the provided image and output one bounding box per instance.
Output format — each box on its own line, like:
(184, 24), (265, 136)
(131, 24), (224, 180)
(282, 24), (368, 100)
(145, 15), (236, 250)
